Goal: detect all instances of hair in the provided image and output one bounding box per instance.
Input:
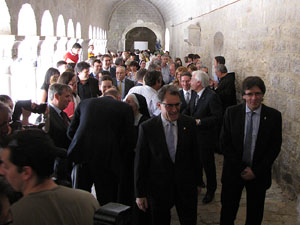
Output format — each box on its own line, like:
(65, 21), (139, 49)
(0, 102), (11, 118)
(180, 72), (192, 79)
(187, 64), (197, 72)
(101, 54), (112, 61)
(115, 57), (124, 66)
(0, 95), (12, 105)
(242, 76), (266, 95)
(66, 63), (76, 72)
(176, 66), (188, 75)
(187, 54), (194, 60)
(75, 61), (90, 73)
(92, 59), (101, 66)
(194, 54), (200, 59)
(56, 60), (67, 68)
(57, 71), (75, 85)
(215, 64), (228, 73)
(175, 57), (182, 66)
(215, 56), (225, 65)
(48, 83), (72, 101)
(72, 43), (82, 49)
(144, 70), (162, 87)
(103, 88), (120, 98)
(42, 68), (60, 88)
(7, 129), (60, 181)
(130, 61), (139, 67)
(157, 85), (180, 102)
(101, 70), (112, 76)
(136, 69), (147, 81)
(192, 70), (210, 88)
(99, 75), (113, 85)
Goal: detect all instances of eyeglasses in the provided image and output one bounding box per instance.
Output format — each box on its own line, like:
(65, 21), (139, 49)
(244, 92), (263, 97)
(161, 102), (181, 109)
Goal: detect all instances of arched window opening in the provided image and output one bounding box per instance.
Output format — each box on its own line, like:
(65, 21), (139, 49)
(56, 15), (66, 37)
(0, 0), (11, 34)
(18, 3), (37, 36)
(165, 28), (170, 52)
(41, 10), (54, 36)
(67, 19), (74, 38)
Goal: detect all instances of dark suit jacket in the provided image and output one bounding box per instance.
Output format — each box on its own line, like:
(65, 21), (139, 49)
(215, 72), (237, 113)
(47, 106), (70, 150)
(77, 77), (100, 100)
(113, 78), (135, 99)
(179, 89), (197, 113)
(184, 87), (222, 148)
(135, 114), (200, 203)
(104, 66), (116, 78)
(67, 96), (136, 177)
(220, 103), (282, 189)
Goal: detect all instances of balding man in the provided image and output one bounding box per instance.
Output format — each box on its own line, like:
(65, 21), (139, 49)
(113, 66), (135, 100)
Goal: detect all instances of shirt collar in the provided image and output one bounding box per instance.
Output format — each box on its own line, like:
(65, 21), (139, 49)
(49, 103), (62, 115)
(245, 104), (262, 115)
(161, 114), (178, 127)
(197, 88), (205, 98)
(183, 89), (191, 95)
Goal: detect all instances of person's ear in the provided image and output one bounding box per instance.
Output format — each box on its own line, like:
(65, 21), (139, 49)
(21, 166), (33, 181)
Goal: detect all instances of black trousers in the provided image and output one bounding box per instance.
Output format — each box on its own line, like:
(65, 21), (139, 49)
(76, 163), (134, 207)
(149, 185), (198, 225)
(200, 147), (217, 193)
(220, 179), (267, 225)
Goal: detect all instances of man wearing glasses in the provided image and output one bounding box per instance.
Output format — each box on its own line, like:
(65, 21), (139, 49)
(220, 76), (282, 225)
(135, 85), (201, 225)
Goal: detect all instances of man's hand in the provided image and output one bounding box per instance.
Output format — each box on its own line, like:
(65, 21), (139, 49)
(136, 197), (148, 212)
(241, 167), (256, 180)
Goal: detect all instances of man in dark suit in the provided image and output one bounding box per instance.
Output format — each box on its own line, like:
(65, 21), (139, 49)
(47, 83), (72, 184)
(135, 85), (200, 225)
(67, 91), (136, 206)
(76, 61), (101, 100)
(220, 76), (282, 225)
(89, 59), (102, 80)
(101, 54), (116, 78)
(185, 70), (222, 204)
(214, 64), (237, 114)
(178, 72), (196, 113)
(113, 66), (135, 100)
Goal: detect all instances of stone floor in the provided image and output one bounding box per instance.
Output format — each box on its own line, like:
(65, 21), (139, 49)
(171, 154), (299, 225)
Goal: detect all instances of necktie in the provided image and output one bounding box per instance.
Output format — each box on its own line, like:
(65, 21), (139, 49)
(185, 92), (190, 104)
(118, 81), (122, 97)
(60, 111), (70, 127)
(194, 94), (200, 107)
(166, 122), (176, 163)
(242, 111), (255, 166)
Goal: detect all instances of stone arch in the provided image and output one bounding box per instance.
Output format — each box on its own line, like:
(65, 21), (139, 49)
(121, 22), (163, 51)
(0, 0), (11, 34)
(18, 3), (37, 36)
(41, 10), (54, 36)
(125, 27), (156, 52)
(76, 22), (81, 39)
(57, 15), (66, 37)
(67, 19), (75, 38)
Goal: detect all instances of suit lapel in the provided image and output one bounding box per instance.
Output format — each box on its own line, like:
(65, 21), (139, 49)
(237, 104), (246, 152)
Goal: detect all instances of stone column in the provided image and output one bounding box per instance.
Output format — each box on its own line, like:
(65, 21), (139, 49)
(0, 35), (16, 96)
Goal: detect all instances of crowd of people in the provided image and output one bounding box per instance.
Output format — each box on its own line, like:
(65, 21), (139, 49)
(0, 42), (282, 225)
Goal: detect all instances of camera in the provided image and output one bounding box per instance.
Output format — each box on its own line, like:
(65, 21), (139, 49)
(12, 100), (47, 122)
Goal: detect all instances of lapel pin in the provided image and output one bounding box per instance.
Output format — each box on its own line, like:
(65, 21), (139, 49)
(184, 127), (186, 130)
(264, 116), (267, 120)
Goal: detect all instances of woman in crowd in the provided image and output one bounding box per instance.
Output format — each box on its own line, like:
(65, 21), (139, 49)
(170, 66), (188, 89)
(57, 71), (80, 119)
(40, 67), (60, 103)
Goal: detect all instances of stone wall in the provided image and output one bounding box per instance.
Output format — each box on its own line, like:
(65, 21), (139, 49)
(107, 0), (165, 52)
(167, 0), (300, 199)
